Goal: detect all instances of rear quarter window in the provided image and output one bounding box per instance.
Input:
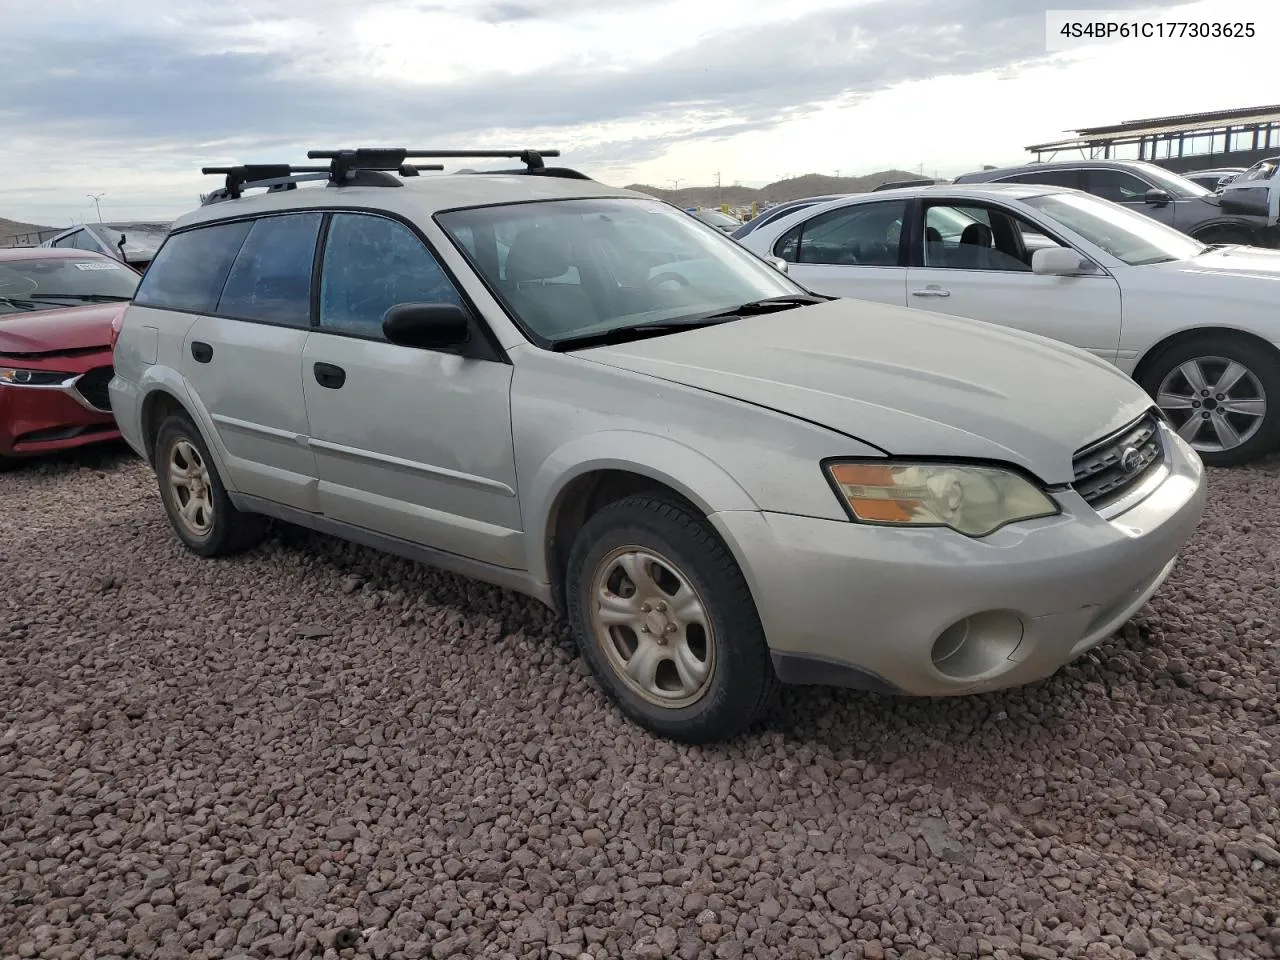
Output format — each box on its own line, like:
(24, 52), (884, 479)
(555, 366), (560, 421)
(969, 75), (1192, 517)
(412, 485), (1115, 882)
(132, 220), (253, 314)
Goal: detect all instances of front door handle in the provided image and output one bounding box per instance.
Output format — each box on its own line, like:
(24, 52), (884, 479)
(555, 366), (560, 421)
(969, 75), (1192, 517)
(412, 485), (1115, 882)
(313, 362), (346, 389)
(911, 287), (951, 298)
(190, 341), (213, 363)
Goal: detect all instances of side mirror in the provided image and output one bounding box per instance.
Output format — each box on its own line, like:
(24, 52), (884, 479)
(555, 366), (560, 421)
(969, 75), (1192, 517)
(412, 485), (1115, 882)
(1144, 188), (1171, 207)
(767, 256), (789, 273)
(1031, 247), (1096, 276)
(382, 302), (472, 350)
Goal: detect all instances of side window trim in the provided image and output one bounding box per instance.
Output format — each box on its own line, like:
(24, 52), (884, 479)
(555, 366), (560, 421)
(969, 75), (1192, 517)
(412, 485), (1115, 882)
(313, 209), (507, 363)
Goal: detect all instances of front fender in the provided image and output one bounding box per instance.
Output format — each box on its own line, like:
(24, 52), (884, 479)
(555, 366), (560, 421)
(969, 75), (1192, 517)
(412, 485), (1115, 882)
(522, 430), (761, 585)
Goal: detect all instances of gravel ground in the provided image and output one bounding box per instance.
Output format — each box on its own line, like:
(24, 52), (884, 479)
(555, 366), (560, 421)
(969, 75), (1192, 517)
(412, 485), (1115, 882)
(2, 444), (1278, 960)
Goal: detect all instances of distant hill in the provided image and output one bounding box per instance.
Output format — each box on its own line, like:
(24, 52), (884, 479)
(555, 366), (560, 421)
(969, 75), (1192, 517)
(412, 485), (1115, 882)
(0, 217), (59, 246)
(624, 169), (924, 209)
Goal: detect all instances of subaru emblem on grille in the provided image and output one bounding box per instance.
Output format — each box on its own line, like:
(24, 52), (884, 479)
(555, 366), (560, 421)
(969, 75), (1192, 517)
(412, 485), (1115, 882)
(1119, 445), (1141, 473)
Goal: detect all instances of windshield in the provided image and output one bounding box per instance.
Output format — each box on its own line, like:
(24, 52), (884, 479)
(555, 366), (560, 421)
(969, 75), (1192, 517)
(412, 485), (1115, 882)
(436, 197), (804, 345)
(1135, 163), (1212, 198)
(1021, 191), (1206, 266)
(695, 210), (740, 228)
(0, 256), (139, 315)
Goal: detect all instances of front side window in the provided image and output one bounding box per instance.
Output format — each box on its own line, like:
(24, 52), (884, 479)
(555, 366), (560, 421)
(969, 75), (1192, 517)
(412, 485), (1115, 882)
(774, 200), (907, 267)
(436, 197), (802, 344)
(216, 213), (323, 327)
(133, 220), (253, 314)
(318, 213), (464, 339)
(0, 256), (140, 315)
(921, 203), (1066, 272)
(1022, 192), (1205, 265)
(1086, 169), (1154, 203)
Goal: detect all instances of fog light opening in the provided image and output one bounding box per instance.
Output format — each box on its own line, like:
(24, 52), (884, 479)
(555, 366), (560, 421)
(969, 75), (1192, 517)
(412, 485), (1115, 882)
(930, 611), (1024, 680)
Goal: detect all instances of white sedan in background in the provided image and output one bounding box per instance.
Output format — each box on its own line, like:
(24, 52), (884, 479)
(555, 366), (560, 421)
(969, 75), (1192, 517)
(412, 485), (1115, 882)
(737, 183), (1280, 466)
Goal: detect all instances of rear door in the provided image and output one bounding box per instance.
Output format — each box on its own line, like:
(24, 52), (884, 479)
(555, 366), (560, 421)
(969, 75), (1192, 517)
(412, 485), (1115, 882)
(769, 198), (909, 305)
(903, 198), (1124, 362)
(137, 214), (322, 511)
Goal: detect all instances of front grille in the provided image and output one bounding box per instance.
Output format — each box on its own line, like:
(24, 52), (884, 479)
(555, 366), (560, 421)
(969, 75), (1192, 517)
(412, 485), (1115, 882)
(1072, 410), (1164, 510)
(74, 365), (113, 412)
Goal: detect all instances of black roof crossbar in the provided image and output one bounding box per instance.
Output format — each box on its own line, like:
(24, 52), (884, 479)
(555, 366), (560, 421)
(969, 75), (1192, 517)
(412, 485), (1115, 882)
(199, 147), (584, 206)
(308, 147), (561, 178)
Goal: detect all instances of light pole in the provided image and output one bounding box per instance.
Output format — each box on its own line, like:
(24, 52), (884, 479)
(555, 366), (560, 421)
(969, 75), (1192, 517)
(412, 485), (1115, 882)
(86, 193), (104, 222)
(669, 178), (683, 191)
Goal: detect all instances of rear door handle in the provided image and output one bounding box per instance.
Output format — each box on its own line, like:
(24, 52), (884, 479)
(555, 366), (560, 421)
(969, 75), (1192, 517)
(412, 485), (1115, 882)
(911, 287), (951, 298)
(313, 362), (346, 389)
(190, 341), (213, 363)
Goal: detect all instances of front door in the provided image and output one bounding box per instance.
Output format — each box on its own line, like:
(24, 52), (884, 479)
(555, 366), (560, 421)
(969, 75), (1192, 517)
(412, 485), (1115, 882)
(904, 200), (1124, 363)
(771, 198), (909, 306)
(301, 211), (523, 569)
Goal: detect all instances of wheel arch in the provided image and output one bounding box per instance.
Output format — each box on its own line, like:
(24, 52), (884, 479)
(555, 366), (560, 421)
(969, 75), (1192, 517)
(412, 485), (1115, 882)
(525, 433), (762, 613)
(1132, 325), (1280, 388)
(1187, 216), (1266, 241)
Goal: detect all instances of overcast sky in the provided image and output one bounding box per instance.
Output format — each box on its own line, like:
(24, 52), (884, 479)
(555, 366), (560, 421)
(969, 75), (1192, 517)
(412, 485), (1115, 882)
(1, 0), (1275, 225)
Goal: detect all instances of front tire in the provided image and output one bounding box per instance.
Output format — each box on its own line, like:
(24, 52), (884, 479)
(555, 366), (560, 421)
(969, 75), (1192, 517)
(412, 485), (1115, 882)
(154, 413), (268, 557)
(1193, 225), (1257, 247)
(565, 493), (778, 743)
(1139, 334), (1280, 466)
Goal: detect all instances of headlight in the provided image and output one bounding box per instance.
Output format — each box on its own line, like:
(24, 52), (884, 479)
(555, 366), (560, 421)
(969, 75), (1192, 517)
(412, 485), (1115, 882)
(825, 460), (1060, 537)
(0, 367), (71, 386)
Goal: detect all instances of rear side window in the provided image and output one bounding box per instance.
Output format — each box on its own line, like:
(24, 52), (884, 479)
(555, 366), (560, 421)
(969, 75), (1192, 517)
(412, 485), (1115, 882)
(215, 213), (323, 326)
(774, 200), (907, 266)
(133, 220), (252, 314)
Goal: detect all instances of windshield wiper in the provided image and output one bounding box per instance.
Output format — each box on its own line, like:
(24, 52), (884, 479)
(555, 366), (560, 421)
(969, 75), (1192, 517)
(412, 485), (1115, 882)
(0, 296), (52, 311)
(549, 294), (831, 352)
(550, 316), (739, 351)
(25, 293), (133, 303)
(697, 293), (831, 320)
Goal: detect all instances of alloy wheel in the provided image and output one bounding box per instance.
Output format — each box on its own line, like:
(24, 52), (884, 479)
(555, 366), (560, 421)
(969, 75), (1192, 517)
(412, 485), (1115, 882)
(1155, 355), (1266, 454)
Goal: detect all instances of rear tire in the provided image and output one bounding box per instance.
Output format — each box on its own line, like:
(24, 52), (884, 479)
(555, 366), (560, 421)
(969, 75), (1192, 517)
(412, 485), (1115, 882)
(565, 493), (779, 743)
(1139, 334), (1280, 466)
(154, 412), (268, 557)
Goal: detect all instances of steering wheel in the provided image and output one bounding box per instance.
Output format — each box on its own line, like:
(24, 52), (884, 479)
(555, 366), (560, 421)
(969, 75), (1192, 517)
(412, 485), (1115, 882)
(648, 271), (691, 290)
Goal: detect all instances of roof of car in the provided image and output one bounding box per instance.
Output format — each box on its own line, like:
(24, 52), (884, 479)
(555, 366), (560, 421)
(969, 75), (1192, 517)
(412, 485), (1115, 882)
(835, 182), (1060, 201)
(174, 171), (645, 231)
(0, 245), (118, 262)
(955, 158), (1171, 181)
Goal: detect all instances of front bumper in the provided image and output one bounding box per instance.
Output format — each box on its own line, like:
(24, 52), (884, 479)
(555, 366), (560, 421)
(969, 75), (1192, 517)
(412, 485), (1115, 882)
(0, 372), (118, 458)
(710, 421), (1207, 697)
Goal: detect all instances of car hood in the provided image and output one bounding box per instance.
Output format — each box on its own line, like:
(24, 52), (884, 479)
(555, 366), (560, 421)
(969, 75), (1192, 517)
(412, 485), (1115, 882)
(576, 299), (1153, 485)
(1148, 244), (1280, 281)
(0, 302), (123, 357)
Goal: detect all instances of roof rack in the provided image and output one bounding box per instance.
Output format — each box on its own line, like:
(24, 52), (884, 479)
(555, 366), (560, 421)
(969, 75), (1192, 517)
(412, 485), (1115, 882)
(308, 147), (590, 180)
(199, 146), (588, 206)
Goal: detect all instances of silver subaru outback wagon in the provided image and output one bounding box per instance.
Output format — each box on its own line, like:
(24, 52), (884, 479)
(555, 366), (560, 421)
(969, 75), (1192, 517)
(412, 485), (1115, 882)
(109, 147), (1207, 743)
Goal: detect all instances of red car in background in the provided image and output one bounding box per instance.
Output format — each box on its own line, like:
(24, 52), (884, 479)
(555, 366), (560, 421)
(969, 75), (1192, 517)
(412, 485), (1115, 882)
(0, 247), (140, 469)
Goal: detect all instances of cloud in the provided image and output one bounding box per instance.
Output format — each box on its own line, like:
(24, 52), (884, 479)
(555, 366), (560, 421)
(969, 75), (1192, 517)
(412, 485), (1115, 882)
(1, 0), (1200, 221)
